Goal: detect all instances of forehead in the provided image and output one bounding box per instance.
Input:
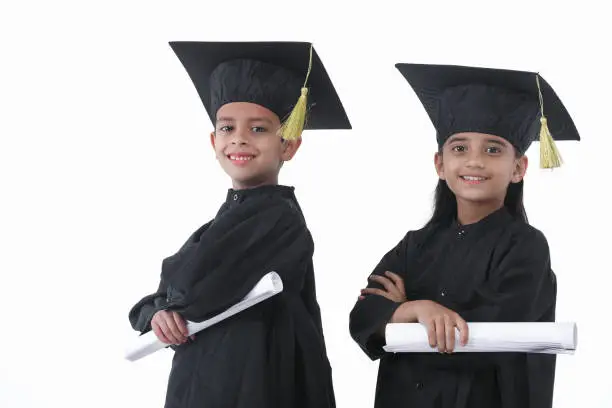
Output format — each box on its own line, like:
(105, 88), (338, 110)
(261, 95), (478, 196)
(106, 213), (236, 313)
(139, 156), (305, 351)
(445, 132), (509, 145)
(216, 102), (280, 122)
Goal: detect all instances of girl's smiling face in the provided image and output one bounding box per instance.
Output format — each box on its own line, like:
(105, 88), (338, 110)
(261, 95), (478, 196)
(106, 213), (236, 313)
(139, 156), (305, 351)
(434, 132), (528, 208)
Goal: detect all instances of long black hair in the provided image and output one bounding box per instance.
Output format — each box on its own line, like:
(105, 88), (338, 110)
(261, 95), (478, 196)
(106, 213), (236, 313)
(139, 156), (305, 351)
(424, 150), (528, 229)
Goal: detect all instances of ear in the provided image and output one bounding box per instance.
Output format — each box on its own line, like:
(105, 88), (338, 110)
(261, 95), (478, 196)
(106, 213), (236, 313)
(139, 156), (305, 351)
(210, 131), (220, 160)
(511, 155), (528, 183)
(434, 152), (445, 179)
(281, 138), (303, 162)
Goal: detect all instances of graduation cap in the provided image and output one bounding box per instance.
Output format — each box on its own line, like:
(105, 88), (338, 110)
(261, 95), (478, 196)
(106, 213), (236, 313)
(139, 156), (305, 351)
(394, 63), (580, 168)
(169, 41), (352, 140)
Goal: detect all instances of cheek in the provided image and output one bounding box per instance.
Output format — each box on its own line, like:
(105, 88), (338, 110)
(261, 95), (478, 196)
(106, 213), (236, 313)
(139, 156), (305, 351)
(491, 162), (517, 181)
(500, 158), (518, 174)
(257, 139), (284, 160)
(441, 159), (460, 175)
(214, 141), (226, 156)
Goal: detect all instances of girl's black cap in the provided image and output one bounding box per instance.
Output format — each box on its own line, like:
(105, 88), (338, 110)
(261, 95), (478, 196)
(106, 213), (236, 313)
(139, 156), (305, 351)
(395, 63), (580, 167)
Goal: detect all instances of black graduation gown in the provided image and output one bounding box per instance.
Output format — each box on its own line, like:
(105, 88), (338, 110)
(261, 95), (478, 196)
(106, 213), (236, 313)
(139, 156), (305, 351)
(129, 185), (335, 408)
(349, 208), (557, 408)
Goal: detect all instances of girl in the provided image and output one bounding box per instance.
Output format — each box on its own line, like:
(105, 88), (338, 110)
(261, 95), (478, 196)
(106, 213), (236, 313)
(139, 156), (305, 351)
(349, 63), (580, 408)
(128, 41), (351, 408)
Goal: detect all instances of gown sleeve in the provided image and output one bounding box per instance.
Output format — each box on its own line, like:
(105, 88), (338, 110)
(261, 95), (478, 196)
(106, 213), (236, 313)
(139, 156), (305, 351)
(348, 231), (415, 360)
(163, 196), (313, 323)
(128, 221), (213, 333)
(128, 278), (170, 334)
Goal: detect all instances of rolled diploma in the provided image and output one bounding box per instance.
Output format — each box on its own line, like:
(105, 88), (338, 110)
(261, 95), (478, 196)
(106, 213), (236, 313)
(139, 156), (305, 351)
(125, 271), (284, 361)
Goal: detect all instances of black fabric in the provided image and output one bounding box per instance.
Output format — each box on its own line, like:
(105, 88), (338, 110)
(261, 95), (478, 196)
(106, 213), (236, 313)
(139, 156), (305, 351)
(129, 185), (335, 408)
(209, 58), (303, 123)
(395, 63), (580, 153)
(169, 41), (352, 130)
(349, 207), (557, 408)
(437, 84), (539, 153)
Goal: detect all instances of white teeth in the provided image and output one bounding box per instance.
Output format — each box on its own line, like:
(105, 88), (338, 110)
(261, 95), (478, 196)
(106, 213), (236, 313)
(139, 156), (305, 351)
(229, 155), (253, 161)
(461, 176), (486, 181)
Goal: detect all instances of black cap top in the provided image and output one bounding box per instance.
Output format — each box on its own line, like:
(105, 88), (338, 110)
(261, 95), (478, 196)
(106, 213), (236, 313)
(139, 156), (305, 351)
(395, 63), (580, 155)
(170, 41), (351, 131)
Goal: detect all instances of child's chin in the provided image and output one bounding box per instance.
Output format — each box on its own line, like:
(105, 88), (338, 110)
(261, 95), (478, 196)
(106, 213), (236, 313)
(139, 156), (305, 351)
(450, 185), (494, 201)
(227, 171), (271, 186)
(456, 192), (498, 203)
(224, 166), (255, 178)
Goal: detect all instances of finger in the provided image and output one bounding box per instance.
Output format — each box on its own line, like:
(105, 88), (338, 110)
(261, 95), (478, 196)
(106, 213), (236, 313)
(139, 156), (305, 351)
(361, 288), (393, 300)
(368, 275), (397, 293)
(358, 296), (365, 300)
(455, 315), (469, 346)
(444, 315), (455, 353)
(368, 275), (402, 299)
(152, 320), (172, 344)
(165, 314), (186, 344)
(156, 319), (177, 345)
(173, 312), (189, 337)
(384, 271), (406, 296)
(425, 320), (437, 348)
(435, 317), (446, 353)
(158, 314), (183, 344)
(361, 287), (401, 302)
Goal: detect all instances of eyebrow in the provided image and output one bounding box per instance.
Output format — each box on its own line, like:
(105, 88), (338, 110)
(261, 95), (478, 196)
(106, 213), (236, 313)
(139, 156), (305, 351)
(216, 117), (274, 124)
(446, 136), (508, 147)
(447, 136), (468, 144)
(486, 139), (508, 147)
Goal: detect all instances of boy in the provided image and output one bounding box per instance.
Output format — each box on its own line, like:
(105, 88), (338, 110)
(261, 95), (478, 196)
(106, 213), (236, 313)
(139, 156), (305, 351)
(128, 41), (351, 408)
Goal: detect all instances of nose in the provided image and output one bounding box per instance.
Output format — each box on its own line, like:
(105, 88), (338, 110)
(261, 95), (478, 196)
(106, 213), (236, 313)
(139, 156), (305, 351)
(230, 125), (248, 145)
(465, 149), (485, 168)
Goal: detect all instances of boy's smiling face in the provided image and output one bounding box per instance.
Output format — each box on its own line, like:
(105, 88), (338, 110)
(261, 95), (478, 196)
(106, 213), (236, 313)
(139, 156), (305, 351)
(210, 102), (302, 190)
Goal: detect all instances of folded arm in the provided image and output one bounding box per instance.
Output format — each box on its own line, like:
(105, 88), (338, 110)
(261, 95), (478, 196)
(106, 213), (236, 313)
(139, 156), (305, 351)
(349, 231), (413, 360)
(163, 196), (313, 323)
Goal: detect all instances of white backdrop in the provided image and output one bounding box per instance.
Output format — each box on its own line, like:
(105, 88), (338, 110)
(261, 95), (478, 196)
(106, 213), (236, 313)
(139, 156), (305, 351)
(1, 1), (609, 407)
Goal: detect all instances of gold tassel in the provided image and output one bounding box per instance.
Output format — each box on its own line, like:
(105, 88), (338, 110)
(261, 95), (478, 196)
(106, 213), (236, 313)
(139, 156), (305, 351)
(536, 75), (562, 168)
(279, 44), (313, 141)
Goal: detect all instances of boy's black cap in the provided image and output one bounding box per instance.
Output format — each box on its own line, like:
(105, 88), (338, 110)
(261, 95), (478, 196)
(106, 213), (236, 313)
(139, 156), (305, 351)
(170, 41), (352, 135)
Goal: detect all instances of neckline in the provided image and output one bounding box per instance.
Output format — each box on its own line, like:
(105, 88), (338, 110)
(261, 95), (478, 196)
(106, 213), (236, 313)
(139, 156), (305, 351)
(452, 206), (513, 237)
(225, 184), (295, 204)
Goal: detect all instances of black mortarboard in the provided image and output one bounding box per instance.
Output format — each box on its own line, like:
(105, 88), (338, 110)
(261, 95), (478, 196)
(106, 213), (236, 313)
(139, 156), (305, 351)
(395, 63), (580, 168)
(169, 41), (352, 139)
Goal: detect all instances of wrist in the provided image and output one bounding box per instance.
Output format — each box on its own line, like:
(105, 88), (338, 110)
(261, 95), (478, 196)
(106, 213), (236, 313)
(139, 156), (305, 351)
(390, 301), (419, 323)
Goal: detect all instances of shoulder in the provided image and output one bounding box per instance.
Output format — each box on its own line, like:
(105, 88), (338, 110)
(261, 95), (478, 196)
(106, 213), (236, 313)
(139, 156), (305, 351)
(380, 224), (441, 256)
(493, 219), (552, 271)
(404, 222), (446, 248)
(270, 194), (305, 219)
(242, 193), (307, 229)
(506, 219), (550, 253)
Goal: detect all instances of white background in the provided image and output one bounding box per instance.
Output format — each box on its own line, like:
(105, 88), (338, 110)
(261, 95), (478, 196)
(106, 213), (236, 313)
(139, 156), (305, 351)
(1, 0), (609, 407)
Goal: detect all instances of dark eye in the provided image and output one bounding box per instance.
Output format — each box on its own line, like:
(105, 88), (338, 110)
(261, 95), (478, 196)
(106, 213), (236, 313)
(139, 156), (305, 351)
(452, 145), (466, 152)
(486, 146), (501, 154)
(252, 126), (266, 133)
(218, 125), (232, 133)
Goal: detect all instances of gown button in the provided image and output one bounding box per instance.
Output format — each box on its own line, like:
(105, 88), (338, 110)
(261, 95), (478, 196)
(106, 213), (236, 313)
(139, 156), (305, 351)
(415, 381), (423, 390)
(440, 289), (447, 297)
(233, 194), (239, 201)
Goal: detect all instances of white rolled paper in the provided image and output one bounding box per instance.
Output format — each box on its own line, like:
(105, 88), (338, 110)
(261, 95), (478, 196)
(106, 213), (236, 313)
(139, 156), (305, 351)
(125, 271), (284, 362)
(383, 322), (577, 354)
